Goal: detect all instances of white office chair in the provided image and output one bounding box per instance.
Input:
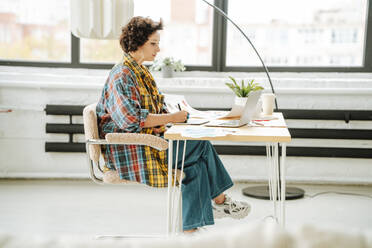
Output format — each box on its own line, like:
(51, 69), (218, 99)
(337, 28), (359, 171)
(82, 103), (183, 238)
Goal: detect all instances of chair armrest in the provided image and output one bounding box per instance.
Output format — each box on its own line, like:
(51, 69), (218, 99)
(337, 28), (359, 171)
(105, 133), (168, 151)
(103, 168), (184, 185)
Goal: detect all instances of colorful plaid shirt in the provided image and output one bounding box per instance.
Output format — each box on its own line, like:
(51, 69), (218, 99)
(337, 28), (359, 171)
(96, 53), (169, 187)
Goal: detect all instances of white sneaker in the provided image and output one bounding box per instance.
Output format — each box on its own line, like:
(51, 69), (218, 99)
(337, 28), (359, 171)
(212, 195), (251, 219)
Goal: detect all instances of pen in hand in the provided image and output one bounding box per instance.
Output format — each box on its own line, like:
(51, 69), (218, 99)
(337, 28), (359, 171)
(177, 103), (189, 122)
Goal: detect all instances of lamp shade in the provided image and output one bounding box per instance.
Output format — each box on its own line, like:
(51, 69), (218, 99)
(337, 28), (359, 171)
(70, 0), (134, 39)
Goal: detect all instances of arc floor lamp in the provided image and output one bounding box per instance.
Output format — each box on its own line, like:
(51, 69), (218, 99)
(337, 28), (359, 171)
(201, 0), (304, 200)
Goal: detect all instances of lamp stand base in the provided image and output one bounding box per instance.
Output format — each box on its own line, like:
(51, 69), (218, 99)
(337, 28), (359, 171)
(242, 185), (305, 200)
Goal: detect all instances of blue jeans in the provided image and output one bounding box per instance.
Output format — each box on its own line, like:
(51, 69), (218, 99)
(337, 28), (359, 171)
(172, 140), (234, 231)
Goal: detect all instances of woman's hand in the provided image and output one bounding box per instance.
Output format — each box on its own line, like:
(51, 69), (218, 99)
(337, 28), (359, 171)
(171, 110), (189, 123)
(143, 111), (189, 128)
(153, 125), (166, 134)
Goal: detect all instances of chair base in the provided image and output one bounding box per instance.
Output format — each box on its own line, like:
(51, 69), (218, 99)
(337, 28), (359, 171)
(242, 185), (305, 200)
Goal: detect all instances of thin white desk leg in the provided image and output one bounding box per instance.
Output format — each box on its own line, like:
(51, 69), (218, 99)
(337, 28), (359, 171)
(266, 144), (273, 202)
(166, 140), (173, 236)
(271, 143), (279, 223)
(267, 143), (279, 223)
(171, 141), (180, 232)
(167, 140), (185, 235)
(267, 143), (275, 220)
(276, 143), (281, 222)
(280, 143), (287, 227)
(173, 140), (186, 233)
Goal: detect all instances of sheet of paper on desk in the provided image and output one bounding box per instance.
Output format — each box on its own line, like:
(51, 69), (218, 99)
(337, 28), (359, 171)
(180, 127), (236, 138)
(163, 94), (227, 119)
(164, 94), (202, 115)
(253, 115), (287, 127)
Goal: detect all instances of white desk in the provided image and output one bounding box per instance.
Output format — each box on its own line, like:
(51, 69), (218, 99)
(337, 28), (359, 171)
(164, 113), (291, 235)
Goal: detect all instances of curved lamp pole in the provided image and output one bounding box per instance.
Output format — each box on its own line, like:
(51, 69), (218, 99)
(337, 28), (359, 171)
(202, 0), (304, 200)
(201, 0), (278, 110)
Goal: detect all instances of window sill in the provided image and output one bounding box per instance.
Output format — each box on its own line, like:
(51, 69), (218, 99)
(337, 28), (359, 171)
(1, 66), (372, 95)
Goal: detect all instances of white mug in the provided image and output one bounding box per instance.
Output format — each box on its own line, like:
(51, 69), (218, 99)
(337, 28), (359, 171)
(261, 93), (275, 116)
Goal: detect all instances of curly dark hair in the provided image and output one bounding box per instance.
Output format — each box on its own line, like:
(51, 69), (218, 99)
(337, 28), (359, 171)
(119, 16), (163, 53)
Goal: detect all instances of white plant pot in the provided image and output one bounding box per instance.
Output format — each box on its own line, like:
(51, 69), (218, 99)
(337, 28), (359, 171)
(162, 65), (173, 78)
(234, 96), (248, 106)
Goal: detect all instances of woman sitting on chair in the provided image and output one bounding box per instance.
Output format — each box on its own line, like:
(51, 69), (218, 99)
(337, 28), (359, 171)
(96, 16), (250, 233)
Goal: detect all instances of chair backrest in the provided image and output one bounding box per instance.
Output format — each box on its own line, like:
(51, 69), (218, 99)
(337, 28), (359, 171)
(83, 103), (101, 162)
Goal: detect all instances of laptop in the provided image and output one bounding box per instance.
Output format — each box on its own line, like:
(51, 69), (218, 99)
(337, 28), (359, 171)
(205, 90), (263, 128)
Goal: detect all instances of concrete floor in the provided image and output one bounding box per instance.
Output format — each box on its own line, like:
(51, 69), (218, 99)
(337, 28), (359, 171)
(0, 179), (371, 238)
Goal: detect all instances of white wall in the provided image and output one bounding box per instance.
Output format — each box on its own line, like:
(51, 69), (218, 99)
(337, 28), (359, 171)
(0, 66), (371, 184)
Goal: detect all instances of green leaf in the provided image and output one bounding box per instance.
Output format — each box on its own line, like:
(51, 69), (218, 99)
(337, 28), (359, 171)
(229, 76), (240, 90)
(229, 76), (237, 85)
(235, 89), (242, 97)
(225, 83), (235, 92)
(242, 88), (249, 97)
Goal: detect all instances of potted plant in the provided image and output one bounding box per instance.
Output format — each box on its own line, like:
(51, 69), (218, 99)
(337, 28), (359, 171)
(150, 57), (186, 78)
(225, 76), (264, 106)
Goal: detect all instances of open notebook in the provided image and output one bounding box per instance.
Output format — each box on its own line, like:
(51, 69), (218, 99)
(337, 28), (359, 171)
(205, 90), (263, 128)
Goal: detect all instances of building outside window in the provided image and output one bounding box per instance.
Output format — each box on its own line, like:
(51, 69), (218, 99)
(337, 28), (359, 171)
(0, 0), (70, 62)
(226, 0), (367, 67)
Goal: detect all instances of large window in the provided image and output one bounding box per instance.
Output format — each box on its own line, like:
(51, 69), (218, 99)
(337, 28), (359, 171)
(226, 0), (368, 67)
(79, 0), (214, 66)
(80, 39), (122, 64)
(0, 0), (70, 62)
(0, 0), (371, 72)
(141, 0), (213, 66)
